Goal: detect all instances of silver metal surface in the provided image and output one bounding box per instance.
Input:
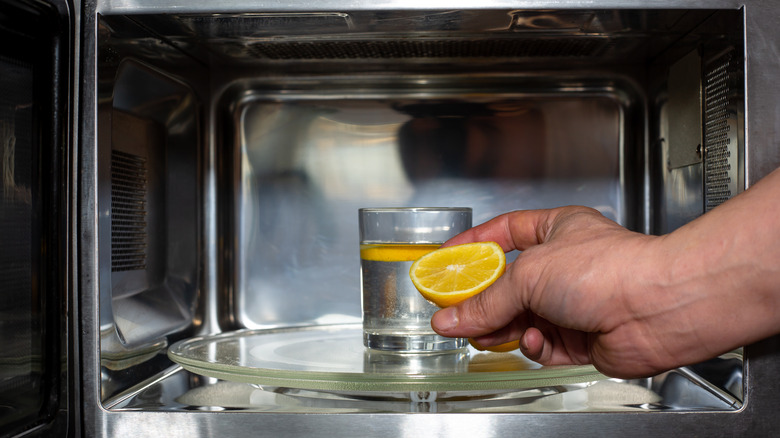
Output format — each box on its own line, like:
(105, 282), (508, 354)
(667, 50), (703, 170)
(96, 59), (202, 397)
(96, 0), (747, 14)
(68, 1), (780, 437)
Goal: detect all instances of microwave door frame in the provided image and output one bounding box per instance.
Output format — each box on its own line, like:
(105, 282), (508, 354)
(73, 1), (780, 437)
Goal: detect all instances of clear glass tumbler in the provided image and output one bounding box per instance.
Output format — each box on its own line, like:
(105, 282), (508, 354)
(359, 207), (472, 352)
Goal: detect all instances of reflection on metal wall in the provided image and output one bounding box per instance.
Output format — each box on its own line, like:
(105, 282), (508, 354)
(234, 92), (627, 329)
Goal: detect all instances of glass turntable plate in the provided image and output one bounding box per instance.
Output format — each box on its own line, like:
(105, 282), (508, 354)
(168, 324), (606, 392)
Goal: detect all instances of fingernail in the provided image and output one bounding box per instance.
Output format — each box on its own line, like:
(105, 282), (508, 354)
(520, 333), (530, 351)
(433, 307), (459, 332)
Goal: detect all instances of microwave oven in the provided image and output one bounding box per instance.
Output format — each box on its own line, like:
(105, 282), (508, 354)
(2, 0), (780, 436)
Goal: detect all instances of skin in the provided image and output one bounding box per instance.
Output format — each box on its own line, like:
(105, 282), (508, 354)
(432, 167), (780, 379)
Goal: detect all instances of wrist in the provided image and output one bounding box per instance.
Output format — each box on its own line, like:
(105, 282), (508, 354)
(641, 213), (780, 369)
(614, 232), (718, 372)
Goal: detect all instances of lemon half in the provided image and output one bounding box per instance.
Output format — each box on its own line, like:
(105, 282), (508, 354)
(409, 241), (506, 308)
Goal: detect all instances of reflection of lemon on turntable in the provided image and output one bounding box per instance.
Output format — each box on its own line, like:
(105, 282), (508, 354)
(468, 352), (537, 373)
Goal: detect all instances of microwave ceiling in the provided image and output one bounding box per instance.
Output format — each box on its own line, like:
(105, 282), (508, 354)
(98, 9), (727, 65)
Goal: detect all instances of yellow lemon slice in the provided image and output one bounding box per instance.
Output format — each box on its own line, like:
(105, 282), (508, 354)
(467, 352), (534, 373)
(409, 241), (506, 308)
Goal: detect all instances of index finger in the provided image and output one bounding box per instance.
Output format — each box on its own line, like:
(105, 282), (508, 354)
(443, 209), (559, 252)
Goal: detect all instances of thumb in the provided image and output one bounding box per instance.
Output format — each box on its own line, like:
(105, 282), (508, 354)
(430, 270), (527, 339)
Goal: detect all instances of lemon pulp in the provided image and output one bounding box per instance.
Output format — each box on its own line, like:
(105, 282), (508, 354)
(409, 241), (506, 308)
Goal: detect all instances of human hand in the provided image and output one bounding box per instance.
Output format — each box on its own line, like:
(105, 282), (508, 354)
(432, 168), (780, 379)
(430, 206), (688, 379)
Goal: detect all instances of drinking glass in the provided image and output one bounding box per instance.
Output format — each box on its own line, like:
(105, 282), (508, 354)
(359, 207), (472, 352)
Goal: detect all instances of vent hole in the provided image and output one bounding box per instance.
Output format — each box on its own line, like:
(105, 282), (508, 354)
(703, 54), (733, 212)
(111, 150), (147, 272)
(247, 38), (610, 60)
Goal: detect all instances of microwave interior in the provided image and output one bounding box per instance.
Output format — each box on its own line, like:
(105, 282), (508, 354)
(94, 8), (744, 413)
